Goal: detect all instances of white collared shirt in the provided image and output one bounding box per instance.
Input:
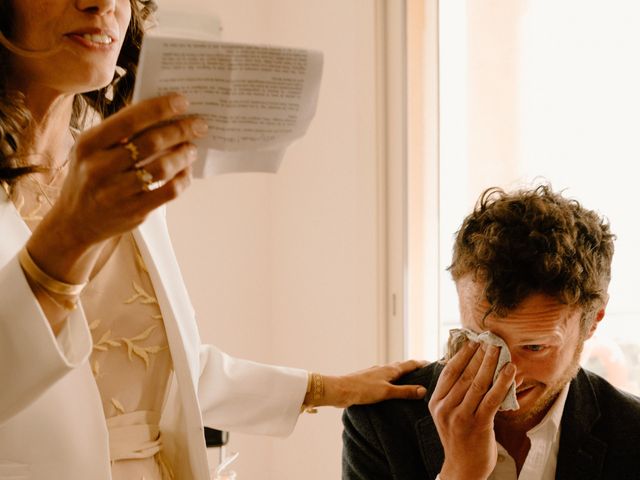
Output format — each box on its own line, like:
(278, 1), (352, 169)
(490, 382), (570, 480)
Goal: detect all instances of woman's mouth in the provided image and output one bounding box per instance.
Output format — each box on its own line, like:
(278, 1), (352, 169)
(79, 33), (113, 45)
(66, 30), (117, 50)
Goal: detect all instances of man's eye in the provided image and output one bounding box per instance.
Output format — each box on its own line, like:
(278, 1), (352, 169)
(523, 345), (546, 352)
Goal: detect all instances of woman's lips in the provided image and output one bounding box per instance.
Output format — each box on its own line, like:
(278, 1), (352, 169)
(65, 28), (118, 51)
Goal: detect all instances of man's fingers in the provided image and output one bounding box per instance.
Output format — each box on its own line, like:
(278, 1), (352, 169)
(476, 362), (517, 419)
(459, 344), (500, 410)
(431, 341), (481, 402)
(78, 94), (190, 153)
(386, 385), (428, 400)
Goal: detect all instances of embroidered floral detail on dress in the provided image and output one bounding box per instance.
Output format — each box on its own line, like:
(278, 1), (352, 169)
(111, 398), (126, 415)
(125, 281), (158, 305)
(121, 325), (167, 369)
(90, 318), (166, 369)
(93, 329), (123, 352)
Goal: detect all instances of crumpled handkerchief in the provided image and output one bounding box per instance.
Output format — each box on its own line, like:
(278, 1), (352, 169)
(444, 328), (519, 411)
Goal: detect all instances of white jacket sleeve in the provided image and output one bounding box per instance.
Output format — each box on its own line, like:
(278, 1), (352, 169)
(197, 344), (308, 437)
(0, 255), (92, 424)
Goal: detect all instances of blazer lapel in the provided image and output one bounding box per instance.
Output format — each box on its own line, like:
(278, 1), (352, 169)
(416, 413), (445, 479)
(133, 207), (201, 385)
(555, 369), (607, 480)
(135, 208), (214, 479)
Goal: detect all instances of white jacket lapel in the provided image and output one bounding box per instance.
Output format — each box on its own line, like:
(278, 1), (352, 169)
(133, 207), (201, 385)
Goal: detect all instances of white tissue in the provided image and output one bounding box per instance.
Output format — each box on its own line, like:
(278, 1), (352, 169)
(445, 328), (519, 411)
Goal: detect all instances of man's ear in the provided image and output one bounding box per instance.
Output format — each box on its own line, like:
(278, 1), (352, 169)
(585, 294), (609, 340)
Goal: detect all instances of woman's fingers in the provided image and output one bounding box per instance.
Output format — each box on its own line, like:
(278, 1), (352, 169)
(78, 94), (191, 153)
(124, 117), (207, 167)
(130, 165), (194, 214)
(114, 143), (198, 196)
(384, 384), (428, 400)
(387, 359), (430, 380)
(95, 116), (206, 174)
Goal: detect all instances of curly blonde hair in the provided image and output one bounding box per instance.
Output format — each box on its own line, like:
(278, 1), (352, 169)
(449, 185), (615, 332)
(0, 0), (157, 186)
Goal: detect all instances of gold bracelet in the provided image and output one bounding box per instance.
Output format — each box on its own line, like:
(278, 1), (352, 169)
(18, 247), (86, 296)
(311, 373), (324, 402)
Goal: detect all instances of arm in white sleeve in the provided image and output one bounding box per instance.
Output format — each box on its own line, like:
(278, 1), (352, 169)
(0, 255), (92, 424)
(197, 344), (308, 437)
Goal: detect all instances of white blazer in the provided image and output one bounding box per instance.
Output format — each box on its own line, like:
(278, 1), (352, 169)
(0, 191), (307, 480)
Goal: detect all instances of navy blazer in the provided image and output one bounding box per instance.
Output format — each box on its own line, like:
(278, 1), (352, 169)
(342, 364), (640, 479)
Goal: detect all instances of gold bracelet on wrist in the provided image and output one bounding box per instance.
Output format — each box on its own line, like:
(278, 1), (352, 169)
(311, 373), (324, 402)
(18, 247), (86, 296)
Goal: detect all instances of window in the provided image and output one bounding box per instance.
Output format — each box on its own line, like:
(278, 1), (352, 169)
(407, 0), (640, 395)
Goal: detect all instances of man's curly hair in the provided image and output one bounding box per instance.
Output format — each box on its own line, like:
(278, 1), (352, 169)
(449, 185), (615, 332)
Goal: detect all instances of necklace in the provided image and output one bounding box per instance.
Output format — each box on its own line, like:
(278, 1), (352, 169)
(28, 159), (69, 207)
(14, 158), (70, 223)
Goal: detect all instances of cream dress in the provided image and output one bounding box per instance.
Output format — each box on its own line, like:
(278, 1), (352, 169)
(15, 177), (174, 480)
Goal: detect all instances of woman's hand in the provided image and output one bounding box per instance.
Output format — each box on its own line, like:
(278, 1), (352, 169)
(308, 360), (429, 409)
(28, 93), (205, 284)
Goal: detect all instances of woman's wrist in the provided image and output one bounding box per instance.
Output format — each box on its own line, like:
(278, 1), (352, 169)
(27, 214), (102, 285)
(302, 374), (353, 409)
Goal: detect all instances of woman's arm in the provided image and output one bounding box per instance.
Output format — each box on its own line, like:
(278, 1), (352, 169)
(22, 94), (204, 334)
(304, 360), (428, 409)
(0, 256), (92, 424)
(197, 343), (427, 436)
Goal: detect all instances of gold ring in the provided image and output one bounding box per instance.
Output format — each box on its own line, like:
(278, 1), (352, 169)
(124, 141), (139, 163)
(135, 167), (154, 192)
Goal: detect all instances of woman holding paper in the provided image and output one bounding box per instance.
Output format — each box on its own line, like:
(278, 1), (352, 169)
(0, 0), (426, 479)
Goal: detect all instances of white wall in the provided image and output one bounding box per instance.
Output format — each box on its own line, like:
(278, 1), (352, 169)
(163, 1), (384, 478)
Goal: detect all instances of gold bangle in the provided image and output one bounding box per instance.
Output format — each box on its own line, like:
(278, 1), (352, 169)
(18, 247), (86, 296)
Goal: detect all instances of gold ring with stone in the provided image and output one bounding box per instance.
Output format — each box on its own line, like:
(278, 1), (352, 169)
(135, 167), (154, 192)
(124, 141), (140, 164)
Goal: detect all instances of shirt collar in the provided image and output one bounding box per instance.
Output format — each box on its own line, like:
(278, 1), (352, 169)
(526, 381), (570, 440)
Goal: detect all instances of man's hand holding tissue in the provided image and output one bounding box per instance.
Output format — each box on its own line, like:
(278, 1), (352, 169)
(428, 340), (516, 480)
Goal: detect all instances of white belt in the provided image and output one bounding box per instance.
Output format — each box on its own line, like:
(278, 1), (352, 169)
(106, 410), (174, 479)
(107, 410), (162, 460)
